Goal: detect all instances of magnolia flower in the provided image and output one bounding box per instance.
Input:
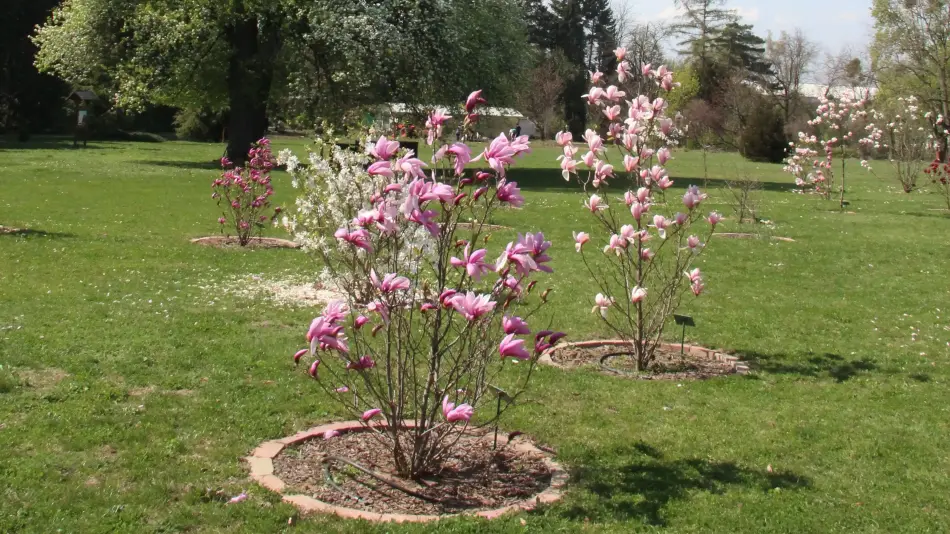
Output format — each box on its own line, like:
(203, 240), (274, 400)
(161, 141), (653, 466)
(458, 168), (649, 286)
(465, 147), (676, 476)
(465, 90), (486, 113)
(293, 349), (308, 365)
(496, 179), (525, 207)
(347, 355), (376, 371)
(309, 359), (321, 378)
(586, 194), (607, 212)
(582, 86), (606, 105)
(335, 386), (349, 393)
(581, 151), (596, 167)
(620, 224), (637, 242)
(369, 136), (400, 160)
(641, 63), (653, 77)
(656, 175), (674, 190)
(631, 201), (649, 221)
(641, 248), (655, 261)
(603, 105), (622, 121)
(624, 155), (639, 173)
(370, 270), (411, 293)
(687, 235), (703, 254)
(707, 212), (723, 227)
(362, 408), (383, 421)
(617, 60), (632, 82)
(367, 160), (394, 179)
(686, 268), (702, 283)
(631, 286), (648, 303)
(592, 293), (614, 318)
(334, 228), (373, 253)
(604, 234), (626, 254)
(657, 147), (672, 165)
(651, 214), (671, 239)
(446, 143), (472, 176)
(442, 396), (474, 423)
(560, 157), (578, 180)
(395, 153), (427, 180)
(503, 315), (531, 335)
(366, 300), (390, 324)
(604, 85), (626, 102)
(574, 231), (590, 252)
(636, 187), (651, 203)
(448, 292), (496, 321)
(594, 160), (614, 184)
(682, 185), (706, 210)
(479, 133), (517, 177)
(614, 47), (627, 61)
(691, 279), (705, 296)
(450, 245), (492, 281)
(555, 131), (573, 147)
(323, 430), (340, 440)
(590, 70), (604, 85)
(624, 191), (636, 206)
(499, 333), (531, 360)
(583, 129), (604, 152)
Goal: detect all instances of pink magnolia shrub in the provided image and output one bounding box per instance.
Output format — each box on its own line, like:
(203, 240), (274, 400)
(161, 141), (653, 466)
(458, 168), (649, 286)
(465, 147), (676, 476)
(924, 160), (950, 210)
(558, 51), (717, 370)
(212, 138), (280, 246)
(783, 96), (876, 204)
(290, 92), (562, 479)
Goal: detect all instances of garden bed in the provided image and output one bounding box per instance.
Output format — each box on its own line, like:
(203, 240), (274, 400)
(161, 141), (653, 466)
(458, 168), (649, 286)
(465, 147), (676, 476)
(247, 421), (566, 522)
(190, 236), (300, 249)
(455, 222), (511, 231)
(0, 226), (26, 235)
(539, 340), (748, 380)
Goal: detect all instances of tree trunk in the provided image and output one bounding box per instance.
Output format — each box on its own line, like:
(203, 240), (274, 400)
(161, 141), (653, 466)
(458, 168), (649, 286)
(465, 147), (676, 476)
(225, 15), (280, 164)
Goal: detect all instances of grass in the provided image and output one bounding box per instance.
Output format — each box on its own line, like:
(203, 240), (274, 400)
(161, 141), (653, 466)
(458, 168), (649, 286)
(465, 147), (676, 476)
(1, 135), (950, 533)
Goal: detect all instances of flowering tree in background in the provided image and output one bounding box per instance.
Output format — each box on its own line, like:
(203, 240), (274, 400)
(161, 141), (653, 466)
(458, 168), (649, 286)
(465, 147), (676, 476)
(782, 96), (876, 207)
(211, 138), (280, 246)
(863, 96), (934, 193)
(557, 48), (719, 371)
(288, 92), (562, 480)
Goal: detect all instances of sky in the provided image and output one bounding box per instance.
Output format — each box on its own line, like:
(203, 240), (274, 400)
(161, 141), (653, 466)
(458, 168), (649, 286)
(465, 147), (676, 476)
(618, 0), (876, 55)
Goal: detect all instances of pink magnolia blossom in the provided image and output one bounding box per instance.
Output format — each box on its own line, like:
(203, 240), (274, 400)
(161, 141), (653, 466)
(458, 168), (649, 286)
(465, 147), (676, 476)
(293, 349), (308, 365)
(687, 235), (703, 254)
(594, 161), (614, 185)
(362, 408), (383, 421)
(499, 333), (531, 360)
(657, 147), (672, 165)
(581, 151), (596, 167)
(478, 134), (517, 177)
(574, 231), (590, 252)
(561, 157), (578, 180)
(307, 317), (348, 353)
(583, 87), (606, 105)
(323, 430), (341, 440)
(617, 60), (632, 82)
(323, 300), (348, 323)
(592, 293), (614, 318)
(395, 153), (428, 180)
(656, 175), (674, 190)
(624, 155), (639, 173)
(605, 85), (626, 102)
(586, 194), (607, 212)
(641, 63), (654, 77)
(450, 245), (492, 281)
(465, 90), (486, 113)
(673, 212), (688, 226)
(659, 118), (674, 136)
(366, 300), (390, 324)
(556, 131), (573, 147)
(370, 136), (400, 161)
(370, 270), (411, 293)
(691, 279), (705, 296)
(604, 234), (627, 254)
(631, 286), (648, 303)
(442, 396), (474, 423)
(218, 217), (226, 224)
(503, 315), (531, 335)
(334, 228), (374, 253)
(309, 359), (321, 378)
(335, 386), (349, 393)
(641, 248), (655, 261)
(631, 201), (649, 221)
(608, 122), (623, 138)
(409, 209), (440, 236)
(614, 47), (627, 61)
(439, 289), (457, 307)
(420, 302), (436, 312)
(583, 129), (604, 152)
(346, 355), (376, 371)
(496, 179), (525, 207)
(707, 212), (723, 227)
(603, 105), (622, 121)
(636, 187), (651, 203)
(620, 224), (637, 242)
(367, 161), (394, 179)
(686, 268), (702, 283)
(624, 191), (636, 206)
(651, 214), (671, 239)
(448, 292), (496, 321)
(622, 133), (638, 151)
(446, 143), (472, 176)
(590, 70), (604, 85)
(682, 185), (706, 210)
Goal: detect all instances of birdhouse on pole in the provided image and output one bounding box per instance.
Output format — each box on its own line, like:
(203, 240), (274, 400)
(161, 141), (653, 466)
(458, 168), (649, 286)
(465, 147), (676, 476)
(67, 90), (100, 147)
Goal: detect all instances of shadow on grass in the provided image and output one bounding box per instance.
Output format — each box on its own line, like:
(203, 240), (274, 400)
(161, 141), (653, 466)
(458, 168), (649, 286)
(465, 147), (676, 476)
(741, 351), (877, 382)
(506, 168), (794, 193)
(557, 442), (809, 525)
(135, 159), (222, 171)
(0, 228), (76, 239)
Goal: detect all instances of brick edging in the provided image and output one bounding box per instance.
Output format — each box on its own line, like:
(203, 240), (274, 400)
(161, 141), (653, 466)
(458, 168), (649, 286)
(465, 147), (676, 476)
(538, 339), (749, 375)
(244, 421), (568, 523)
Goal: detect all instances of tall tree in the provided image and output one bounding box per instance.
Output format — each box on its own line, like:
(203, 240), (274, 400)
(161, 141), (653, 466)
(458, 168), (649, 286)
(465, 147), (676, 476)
(623, 22), (669, 90)
(671, 0), (736, 100)
(765, 29), (819, 121)
(34, 0), (531, 161)
(872, 0), (950, 160)
(552, 0), (588, 135)
(712, 22), (773, 83)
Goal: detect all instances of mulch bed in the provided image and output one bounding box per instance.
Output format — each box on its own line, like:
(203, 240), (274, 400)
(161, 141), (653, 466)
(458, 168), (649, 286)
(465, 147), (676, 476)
(551, 344), (736, 380)
(455, 223), (511, 232)
(190, 236), (300, 249)
(714, 232), (796, 243)
(273, 429), (553, 516)
(0, 226), (26, 235)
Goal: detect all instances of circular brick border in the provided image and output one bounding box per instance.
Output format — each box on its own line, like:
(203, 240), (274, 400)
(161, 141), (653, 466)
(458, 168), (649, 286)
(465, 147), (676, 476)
(539, 340), (750, 375)
(190, 236), (300, 249)
(244, 421), (568, 523)
(713, 232), (796, 243)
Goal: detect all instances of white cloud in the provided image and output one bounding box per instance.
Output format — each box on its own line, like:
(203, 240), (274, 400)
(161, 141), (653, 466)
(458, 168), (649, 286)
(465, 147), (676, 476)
(735, 6), (760, 22)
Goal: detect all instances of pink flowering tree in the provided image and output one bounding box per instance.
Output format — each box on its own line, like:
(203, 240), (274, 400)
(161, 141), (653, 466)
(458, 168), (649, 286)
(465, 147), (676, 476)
(212, 138), (280, 246)
(557, 48), (719, 371)
(782, 96), (876, 206)
(290, 91), (562, 480)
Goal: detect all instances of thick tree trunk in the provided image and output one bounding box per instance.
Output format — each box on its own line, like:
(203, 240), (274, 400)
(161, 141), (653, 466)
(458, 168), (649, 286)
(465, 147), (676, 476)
(225, 15), (280, 164)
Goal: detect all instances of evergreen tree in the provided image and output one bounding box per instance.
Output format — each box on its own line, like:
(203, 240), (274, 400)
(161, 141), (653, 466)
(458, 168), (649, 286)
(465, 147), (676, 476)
(552, 0), (588, 135)
(525, 0), (558, 49)
(712, 22), (773, 84)
(671, 0), (736, 100)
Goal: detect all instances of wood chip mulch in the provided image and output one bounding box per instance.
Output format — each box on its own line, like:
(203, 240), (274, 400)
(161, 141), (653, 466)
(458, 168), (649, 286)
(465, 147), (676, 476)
(273, 429), (553, 516)
(552, 344), (736, 380)
(190, 236), (300, 249)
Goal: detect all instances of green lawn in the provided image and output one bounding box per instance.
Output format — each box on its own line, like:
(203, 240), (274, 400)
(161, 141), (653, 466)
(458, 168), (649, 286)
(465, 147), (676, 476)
(1, 136), (949, 533)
